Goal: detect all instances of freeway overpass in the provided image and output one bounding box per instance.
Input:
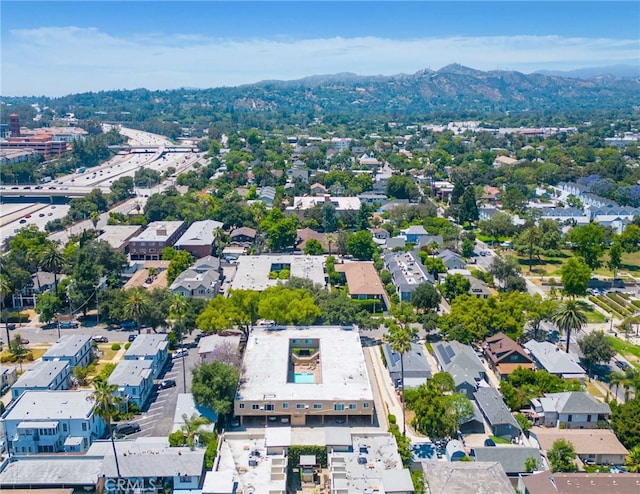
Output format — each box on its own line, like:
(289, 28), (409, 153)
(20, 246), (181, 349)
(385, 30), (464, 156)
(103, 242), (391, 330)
(109, 144), (197, 154)
(0, 186), (112, 204)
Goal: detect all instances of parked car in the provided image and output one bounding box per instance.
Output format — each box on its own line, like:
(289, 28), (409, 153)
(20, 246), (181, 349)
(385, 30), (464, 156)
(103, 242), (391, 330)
(59, 321), (79, 329)
(172, 348), (188, 359)
(92, 335), (109, 343)
(114, 422), (141, 437)
(615, 360), (630, 371)
(157, 379), (176, 390)
(18, 338), (29, 345)
(128, 334), (137, 342)
(120, 320), (136, 330)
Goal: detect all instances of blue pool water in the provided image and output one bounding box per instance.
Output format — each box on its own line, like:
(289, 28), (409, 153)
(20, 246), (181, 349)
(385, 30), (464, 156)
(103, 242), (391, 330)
(293, 372), (315, 384)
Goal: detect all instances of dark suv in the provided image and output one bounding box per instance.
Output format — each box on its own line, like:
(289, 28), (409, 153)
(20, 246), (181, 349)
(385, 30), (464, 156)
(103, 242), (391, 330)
(114, 422), (141, 437)
(59, 321), (79, 329)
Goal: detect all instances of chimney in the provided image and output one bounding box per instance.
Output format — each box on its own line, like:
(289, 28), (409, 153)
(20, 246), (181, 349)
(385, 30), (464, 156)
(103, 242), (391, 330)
(156, 226), (167, 236)
(324, 194), (331, 203)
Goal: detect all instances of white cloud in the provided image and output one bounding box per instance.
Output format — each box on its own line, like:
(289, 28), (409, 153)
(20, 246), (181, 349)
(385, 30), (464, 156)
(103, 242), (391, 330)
(3, 26), (639, 96)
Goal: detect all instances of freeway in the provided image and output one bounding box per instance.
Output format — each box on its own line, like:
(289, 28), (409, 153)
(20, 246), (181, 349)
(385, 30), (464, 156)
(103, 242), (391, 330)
(0, 126), (206, 249)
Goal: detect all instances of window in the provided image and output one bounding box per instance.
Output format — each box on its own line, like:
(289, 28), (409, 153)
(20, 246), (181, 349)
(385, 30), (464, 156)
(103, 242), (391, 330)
(587, 415), (591, 422)
(82, 422), (87, 431)
(140, 242), (146, 246)
(568, 415), (573, 422)
(149, 248), (155, 253)
(313, 403), (322, 409)
(282, 403), (289, 409)
(334, 404), (344, 411)
(63, 423), (68, 432)
(265, 404), (274, 411)
(296, 403), (305, 409)
(363, 403), (370, 409)
(252, 404), (260, 410)
(239, 403), (245, 409)
(349, 403), (357, 410)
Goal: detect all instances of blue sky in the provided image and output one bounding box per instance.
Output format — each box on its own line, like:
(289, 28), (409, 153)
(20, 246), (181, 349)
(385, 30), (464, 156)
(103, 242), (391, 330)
(2, 1), (639, 97)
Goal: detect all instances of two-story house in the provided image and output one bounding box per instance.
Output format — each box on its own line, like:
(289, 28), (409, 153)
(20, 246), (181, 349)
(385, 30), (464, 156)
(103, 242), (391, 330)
(129, 221), (186, 261)
(124, 334), (169, 379)
(42, 334), (94, 368)
(174, 219), (224, 259)
(432, 341), (487, 398)
(1, 390), (105, 455)
(530, 392), (611, 429)
(107, 360), (154, 409)
(11, 361), (71, 400)
(483, 333), (534, 380)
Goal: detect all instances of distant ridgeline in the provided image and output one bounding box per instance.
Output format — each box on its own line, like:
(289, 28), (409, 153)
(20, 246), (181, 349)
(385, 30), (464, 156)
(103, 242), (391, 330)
(3, 65), (639, 122)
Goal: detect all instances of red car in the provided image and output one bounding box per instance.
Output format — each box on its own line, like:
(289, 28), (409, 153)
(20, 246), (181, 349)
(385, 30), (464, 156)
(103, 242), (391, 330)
(19, 338), (29, 344)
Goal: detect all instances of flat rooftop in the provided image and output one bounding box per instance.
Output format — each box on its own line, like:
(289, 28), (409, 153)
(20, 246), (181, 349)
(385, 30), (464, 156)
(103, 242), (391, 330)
(215, 433), (286, 494)
(43, 334), (91, 358)
(175, 219), (224, 247)
(0, 457), (102, 487)
(97, 225), (142, 250)
(130, 220), (184, 242)
(3, 390), (94, 421)
(12, 360), (69, 389)
(329, 434), (410, 493)
(237, 326), (373, 402)
(230, 255), (326, 291)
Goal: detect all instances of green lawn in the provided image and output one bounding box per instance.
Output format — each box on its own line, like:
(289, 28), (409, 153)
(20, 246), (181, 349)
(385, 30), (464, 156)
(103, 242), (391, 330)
(607, 336), (640, 367)
(490, 436), (512, 445)
(584, 309), (606, 324)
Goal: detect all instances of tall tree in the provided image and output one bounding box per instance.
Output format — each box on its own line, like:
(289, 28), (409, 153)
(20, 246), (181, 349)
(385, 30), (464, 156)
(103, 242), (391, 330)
(8, 334), (28, 371)
(347, 230), (376, 260)
(169, 293), (189, 337)
(386, 323), (415, 436)
(551, 300), (587, 353)
(548, 439), (577, 472)
(411, 282), (441, 312)
(567, 223), (606, 270)
(39, 244), (65, 293)
(458, 187), (479, 225)
(87, 380), (123, 477)
(516, 226), (541, 273)
(577, 330), (616, 376)
(179, 413), (214, 450)
(439, 273), (471, 302)
(196, 289), (261, 342)
(608, 241), (623, 283)
(321, 202), (339, 233)
(191, 361), (240, 422)
(124, 289), (151, 334)
(560, 257), (592, 298)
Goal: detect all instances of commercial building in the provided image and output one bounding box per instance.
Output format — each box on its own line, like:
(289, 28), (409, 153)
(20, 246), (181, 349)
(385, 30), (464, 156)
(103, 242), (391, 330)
(1, 390), (105, 455)
(520, 472), (640, 494)
(174, 219), (224, 258)
(0, 134), (69, 158)
(124, 334), (169, 379)
(96, 225), (142, 253)
(230, 255), (326, 291)
(128, 221), (186, 260)
(234, 326), (374, 426)
(10, 360), (71, 400)
(42, 334), (94, 368)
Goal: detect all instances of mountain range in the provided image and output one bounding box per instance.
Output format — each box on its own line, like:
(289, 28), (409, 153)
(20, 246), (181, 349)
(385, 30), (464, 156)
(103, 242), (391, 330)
(5, 65), (640, 118)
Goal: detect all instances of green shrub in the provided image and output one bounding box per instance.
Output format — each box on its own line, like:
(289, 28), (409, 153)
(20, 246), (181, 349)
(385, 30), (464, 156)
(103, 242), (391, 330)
(1, 351), (34, 363)
(168, 430), (186, 447)
(204, 437), (219, 470)
(287, 445), (328, 470)
(380, 345), (387, 367)
(111, 343), (121, 351)
(6, 312), (30, 323)
(124, 342), (131, 350)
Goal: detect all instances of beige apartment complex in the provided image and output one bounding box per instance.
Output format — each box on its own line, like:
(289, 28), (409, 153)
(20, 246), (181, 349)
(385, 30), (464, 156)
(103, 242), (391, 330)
(234, 326), (374, 426)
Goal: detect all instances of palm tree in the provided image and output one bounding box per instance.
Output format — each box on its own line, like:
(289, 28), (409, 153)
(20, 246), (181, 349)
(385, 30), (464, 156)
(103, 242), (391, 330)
(169, 293), (188, 336)
(385, 323), (414, 436)
(625, 445), (640, 473)
(39, 244), (64, 293)
(609, 368), (640, 402)
(180, 413), (214, 450)
(90, 211), (100, 230)
(551, 300), (587, 353)
(8, 334), (28, 372)
(87, 380), (123, 477)
(124, 289), (151, 335)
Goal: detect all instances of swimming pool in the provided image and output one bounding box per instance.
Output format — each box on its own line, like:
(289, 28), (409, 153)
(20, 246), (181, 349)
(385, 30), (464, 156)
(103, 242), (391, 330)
(293, 372), (315, 384)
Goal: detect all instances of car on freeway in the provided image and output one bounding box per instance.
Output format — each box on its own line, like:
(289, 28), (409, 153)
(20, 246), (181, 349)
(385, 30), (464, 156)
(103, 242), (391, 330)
(59, 321), (79, 329)
(39, 213), (45, 217)
(157, 379), (176, 390)
(92, 335), (109, 343)
(19, 219), (27, 224)
(114, 422), (141, 437)
(172, 348), (189, 359)
(25, 214), (31, 218)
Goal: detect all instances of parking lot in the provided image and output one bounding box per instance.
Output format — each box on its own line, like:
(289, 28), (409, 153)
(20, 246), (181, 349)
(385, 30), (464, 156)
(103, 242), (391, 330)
(123, 345), (200, 439)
